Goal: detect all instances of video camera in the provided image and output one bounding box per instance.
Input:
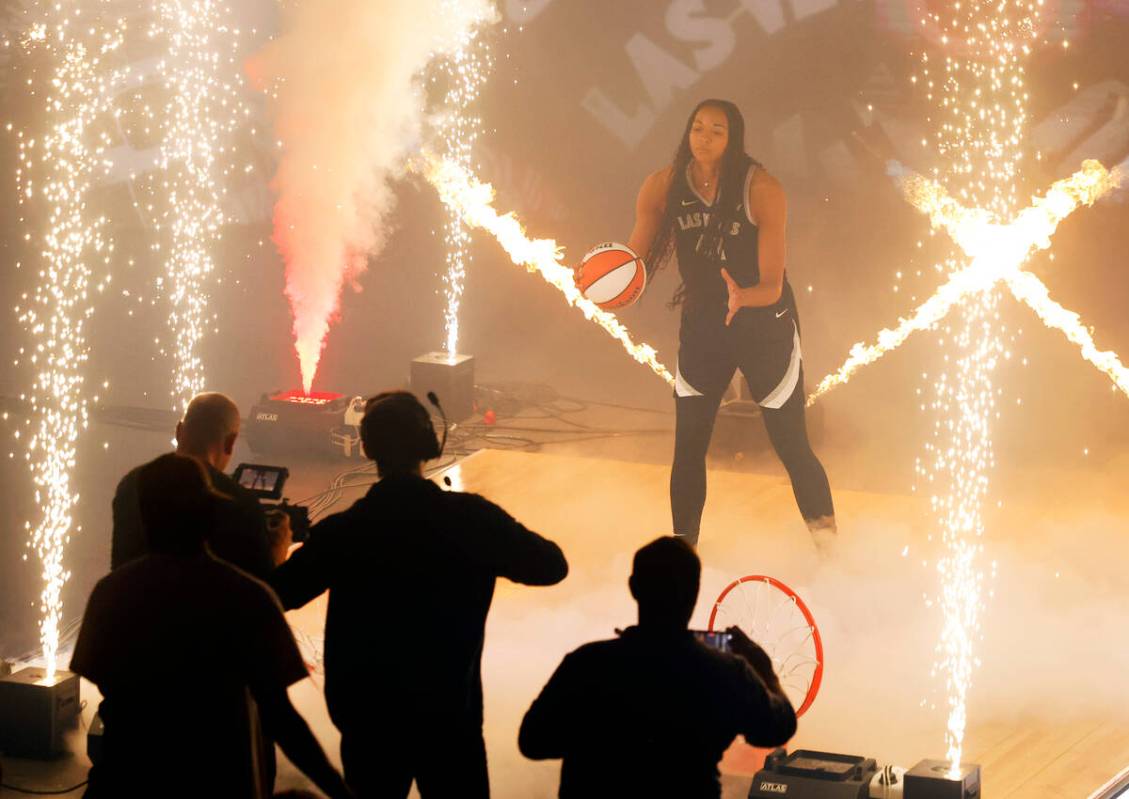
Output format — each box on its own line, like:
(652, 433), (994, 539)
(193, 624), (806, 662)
(232, 462), (310, 543)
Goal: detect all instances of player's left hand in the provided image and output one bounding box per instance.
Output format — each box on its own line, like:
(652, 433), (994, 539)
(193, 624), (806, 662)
(720, 268), (747, 326)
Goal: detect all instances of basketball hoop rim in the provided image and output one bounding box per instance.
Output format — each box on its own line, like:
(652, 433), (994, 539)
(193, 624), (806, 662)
(707, 574), (824, 718)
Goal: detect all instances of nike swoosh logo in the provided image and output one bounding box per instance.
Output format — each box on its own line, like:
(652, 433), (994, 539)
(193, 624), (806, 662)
(775, 309), (788, 318)
(681, 199), (696, 206)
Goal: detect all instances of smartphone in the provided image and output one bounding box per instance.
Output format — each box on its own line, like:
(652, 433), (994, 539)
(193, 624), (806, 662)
(690, 629), (733, 653)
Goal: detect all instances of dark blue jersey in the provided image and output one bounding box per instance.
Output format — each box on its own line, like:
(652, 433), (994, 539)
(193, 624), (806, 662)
(672, 163), (793, 326)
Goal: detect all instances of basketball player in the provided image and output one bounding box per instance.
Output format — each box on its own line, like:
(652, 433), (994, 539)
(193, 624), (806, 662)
(624, 99), (835, 549)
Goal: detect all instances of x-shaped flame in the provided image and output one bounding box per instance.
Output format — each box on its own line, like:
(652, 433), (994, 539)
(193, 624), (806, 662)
(809, 159), (1127, 404)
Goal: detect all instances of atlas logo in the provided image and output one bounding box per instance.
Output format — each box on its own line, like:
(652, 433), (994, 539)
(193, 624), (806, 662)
(759, 782), (788, 794)
(256, 412), (279, 422)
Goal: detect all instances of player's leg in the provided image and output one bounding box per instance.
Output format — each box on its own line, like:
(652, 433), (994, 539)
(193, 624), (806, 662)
(760, 369), (835, 529)
(671, 323), (735, 547)
(671, 390), (726, 547)
(737, 317), (835, 539)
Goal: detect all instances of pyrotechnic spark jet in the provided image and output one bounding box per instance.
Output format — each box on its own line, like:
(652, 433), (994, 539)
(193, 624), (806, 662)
(422, 155), (675, 385)
(807, 2), (1129, 773)
(14, 9), (124, 679)
(815, 157), (1125, 781)
(150, 0), (245, 411)
(809, 160), (1124, 403)
(923, 1), (1029, 770)
(436, 9), (492, 356)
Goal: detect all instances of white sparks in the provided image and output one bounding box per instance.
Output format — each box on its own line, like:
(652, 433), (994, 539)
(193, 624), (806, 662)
(421, 154), (674, 385)
(148, 0), (245, 411)
(15, 3), (125, 679)
(436, 6), (492, 357)
(804, 1), (1128, 773)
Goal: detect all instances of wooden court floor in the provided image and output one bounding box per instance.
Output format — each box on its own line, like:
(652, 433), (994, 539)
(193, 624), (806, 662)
(366, 448), (1129, 798)
(6, 449), (1125, 798)
(9, 447), (1121, 799)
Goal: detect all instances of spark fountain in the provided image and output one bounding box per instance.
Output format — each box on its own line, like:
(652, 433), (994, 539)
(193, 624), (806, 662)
(805, 1), (1128, 779)
(1, 5), (120, 758)
(435, 6), (492, 358)
(406, 4), (496, 423)
(12, 4), (124, 682)
(149, 0), (246, 411)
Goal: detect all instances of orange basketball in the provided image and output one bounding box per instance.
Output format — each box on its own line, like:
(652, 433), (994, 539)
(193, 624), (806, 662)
(576, 242), (646, 310)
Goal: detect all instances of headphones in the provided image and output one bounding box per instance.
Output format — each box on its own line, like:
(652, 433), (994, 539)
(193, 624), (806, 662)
(360, 391), (445, 462)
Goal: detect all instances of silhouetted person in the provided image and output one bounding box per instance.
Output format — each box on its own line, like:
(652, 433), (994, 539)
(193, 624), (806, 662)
(519, 536), (796, 798)
(111, 392), (276, 578)
(270, 391), (569, 798)
(71, 454), (350, 799)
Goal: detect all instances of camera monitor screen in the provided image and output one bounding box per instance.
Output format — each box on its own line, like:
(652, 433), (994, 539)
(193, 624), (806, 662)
(232, 463), (290, 500)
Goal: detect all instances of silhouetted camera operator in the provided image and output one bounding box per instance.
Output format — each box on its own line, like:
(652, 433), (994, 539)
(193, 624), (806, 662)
(519, 536), (796, 798)
(270, 390), (569, 798)
(111, 392), (278, 579)
(72, 453), (350, 799)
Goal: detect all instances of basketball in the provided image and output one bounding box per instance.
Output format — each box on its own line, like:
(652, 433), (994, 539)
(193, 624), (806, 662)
(576, 242), (646, 310)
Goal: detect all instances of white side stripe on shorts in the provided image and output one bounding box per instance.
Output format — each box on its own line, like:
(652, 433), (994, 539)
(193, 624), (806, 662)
(758, 323), (801, 409)
(675, 361), (704, 398)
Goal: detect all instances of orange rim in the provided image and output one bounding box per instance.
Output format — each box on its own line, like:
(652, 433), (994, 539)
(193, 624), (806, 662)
(708, 574), (824, 718)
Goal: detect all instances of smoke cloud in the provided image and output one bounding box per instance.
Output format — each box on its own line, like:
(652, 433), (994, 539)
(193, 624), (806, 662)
(272, 458), (1129, 795)
(247, 0), (498, 393)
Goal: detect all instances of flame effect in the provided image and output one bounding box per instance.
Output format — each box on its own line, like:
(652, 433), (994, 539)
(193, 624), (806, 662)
(436, 8), (492, 356)
(422, 155), (675, 385)
(806, 2), (1127, 772)
(809, 160), (1123, 403)
(14, 7), (124, 678)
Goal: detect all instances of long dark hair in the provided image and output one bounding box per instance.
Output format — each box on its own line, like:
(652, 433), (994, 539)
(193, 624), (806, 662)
(645, 99), (758, 306)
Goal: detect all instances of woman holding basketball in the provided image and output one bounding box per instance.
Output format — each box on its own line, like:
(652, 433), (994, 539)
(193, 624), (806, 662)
(624, 99), (835, 548)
